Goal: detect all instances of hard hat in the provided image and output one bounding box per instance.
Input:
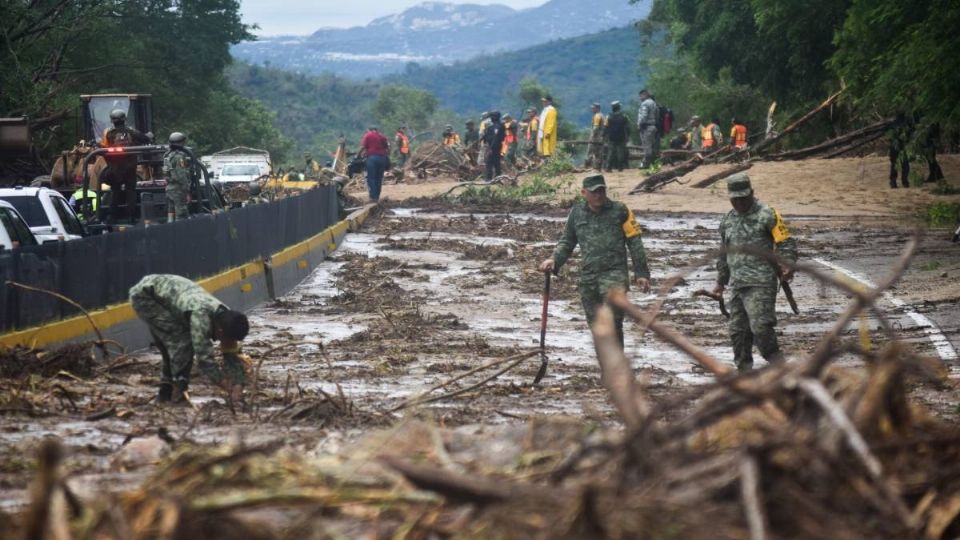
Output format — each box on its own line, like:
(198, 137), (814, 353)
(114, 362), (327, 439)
(110, 109), (127, 124)
(168, 132), (187, 145)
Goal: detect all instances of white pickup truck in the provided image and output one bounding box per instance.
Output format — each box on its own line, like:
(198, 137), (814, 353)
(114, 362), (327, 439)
(0, 199), (39, 250)
(200, 146), (271, 184)
(0, 186), (87, 243)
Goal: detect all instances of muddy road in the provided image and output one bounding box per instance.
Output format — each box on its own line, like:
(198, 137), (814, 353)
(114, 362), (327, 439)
(1, 201), (958, 514)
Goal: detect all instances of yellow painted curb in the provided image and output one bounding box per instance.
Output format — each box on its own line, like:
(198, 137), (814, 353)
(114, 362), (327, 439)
(0, 203), (376, 349)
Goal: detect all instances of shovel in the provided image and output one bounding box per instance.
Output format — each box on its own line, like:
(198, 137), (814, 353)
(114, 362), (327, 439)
(533, 271), (551, 384)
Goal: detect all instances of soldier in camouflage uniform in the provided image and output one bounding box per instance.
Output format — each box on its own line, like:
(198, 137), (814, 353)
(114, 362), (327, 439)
(586, 103), (605, 170)
(130, 274), (250, 404)
(712, 174), (798, 371)
(163, 132), (191, 222)
(888, 112), (914, 189)
(636, 89), (659, 168)
(540, 175), (651, 347)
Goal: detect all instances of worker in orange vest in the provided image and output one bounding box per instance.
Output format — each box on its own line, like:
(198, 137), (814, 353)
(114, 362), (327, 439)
(501, 113), (518, 167)
(730, 118), (748, 150)
(395, 126), (410, 167)
(442, 125), (460, 146)
(701, 117), (724, 151)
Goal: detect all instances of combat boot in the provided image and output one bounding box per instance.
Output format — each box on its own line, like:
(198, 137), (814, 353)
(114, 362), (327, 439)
(157, 382), (173, 403)
(169, 381), (190, 406)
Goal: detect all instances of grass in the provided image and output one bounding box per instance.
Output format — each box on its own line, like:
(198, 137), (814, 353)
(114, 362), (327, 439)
(918, 260), (942, 271)
(925, 202), (960, 227)
(452, 148), (577, 204)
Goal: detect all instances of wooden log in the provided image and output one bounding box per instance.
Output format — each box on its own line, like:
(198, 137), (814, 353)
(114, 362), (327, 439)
(629, 155), (704, 194)
(822, 130), (886, 159)
(692, 163), (753, 189)
(766, 118), (893, 161)
(753, 89), (843, 154)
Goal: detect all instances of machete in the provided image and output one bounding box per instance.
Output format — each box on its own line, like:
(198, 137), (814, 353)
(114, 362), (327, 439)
(781, 279), (800, 314)
(533, 271), (551, 384)
(693, 289), (730, 318)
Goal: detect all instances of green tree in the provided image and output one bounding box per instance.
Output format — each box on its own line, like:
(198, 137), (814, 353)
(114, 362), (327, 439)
(832, 0), (960, 127)
(372, 85), (439, 133)
(640, 0), (848, 109)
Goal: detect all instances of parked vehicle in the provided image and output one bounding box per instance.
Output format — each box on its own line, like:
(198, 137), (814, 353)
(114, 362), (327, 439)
(216, 163), (264, 186)
(0, 186), (87, 242)
(0, 200), (39, 250)
(202, 146), (271, 180)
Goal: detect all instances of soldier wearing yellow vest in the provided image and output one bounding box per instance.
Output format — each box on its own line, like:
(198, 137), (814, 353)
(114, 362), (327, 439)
(701, 117), (724, 150)
(730, 119), (748, 150)
(537, 95), (558, 157)
(586, 102), (605, 169)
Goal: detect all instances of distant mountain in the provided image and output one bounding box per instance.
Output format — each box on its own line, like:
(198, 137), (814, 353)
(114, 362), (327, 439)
(232, 0), (652, 79)
(390, 25), (647, 125)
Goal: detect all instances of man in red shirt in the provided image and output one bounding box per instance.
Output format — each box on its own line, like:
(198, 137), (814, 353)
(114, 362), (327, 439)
(360, 126), (389, 202)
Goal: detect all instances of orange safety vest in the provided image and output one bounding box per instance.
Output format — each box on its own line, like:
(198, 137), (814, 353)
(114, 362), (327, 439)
(701, 123), (717, 148)
(731, 124), (747, 149)
(501, 121), (517, 155)
(396, 132), (409, 154)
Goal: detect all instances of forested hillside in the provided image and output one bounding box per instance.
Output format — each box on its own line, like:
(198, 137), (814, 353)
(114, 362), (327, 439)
(391, 26), (646, 125)
(0, 0), (292, 173)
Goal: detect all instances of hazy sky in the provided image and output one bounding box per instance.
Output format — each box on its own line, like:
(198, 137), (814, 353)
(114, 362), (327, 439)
(240, 0), (549, 36)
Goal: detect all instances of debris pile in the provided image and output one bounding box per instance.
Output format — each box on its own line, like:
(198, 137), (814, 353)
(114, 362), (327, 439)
(408, 141), (479, 181)
(0, 343), (97, 379)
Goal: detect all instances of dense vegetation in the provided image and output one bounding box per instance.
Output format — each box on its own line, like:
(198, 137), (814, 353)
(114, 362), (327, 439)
(637, 0), (960, 139)
(0, 0), (292, 171)
(391, 26), (646, 126)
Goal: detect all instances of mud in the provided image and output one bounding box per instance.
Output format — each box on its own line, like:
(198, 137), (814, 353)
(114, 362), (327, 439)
(1, 201), (959, 521)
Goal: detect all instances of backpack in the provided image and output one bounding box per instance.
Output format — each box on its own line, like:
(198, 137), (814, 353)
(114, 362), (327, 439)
(658, 107), (673, 136)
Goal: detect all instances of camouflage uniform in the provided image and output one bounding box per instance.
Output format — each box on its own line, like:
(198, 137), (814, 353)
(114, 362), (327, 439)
(888, 115), (913, 188)
(129, 274), (245, 389)
(586, 107), (605, 169)
(552, 179), (650, 346)
(163, 148), (191, 221)
(717, 175), (798, 371)
(636, 96), (659, 167)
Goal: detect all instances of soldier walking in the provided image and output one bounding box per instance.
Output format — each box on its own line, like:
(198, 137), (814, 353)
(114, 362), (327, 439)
(712, 174), (798, 371)
(129, 274), (250, 404)
(540, 175), (651, 347)
(163, 132), (191, 222)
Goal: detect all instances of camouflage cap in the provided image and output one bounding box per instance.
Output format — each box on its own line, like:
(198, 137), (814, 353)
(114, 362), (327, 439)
(582, 174), (607, 192)
(726, 173), (753, 198)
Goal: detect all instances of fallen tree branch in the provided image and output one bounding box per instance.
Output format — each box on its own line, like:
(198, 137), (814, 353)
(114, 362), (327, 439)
(5, 280), (108, 352)
(692, 163), (754, 189)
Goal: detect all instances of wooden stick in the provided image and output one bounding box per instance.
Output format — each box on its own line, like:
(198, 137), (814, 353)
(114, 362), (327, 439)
(796, 377), (915, 529)
(5, 280), (107, 350)
(393, 353), (536, 411)
(740, 454), (768, 540)
(692, 163), (753, 189)
(592, 305), (647, 430)
(607, 289), (731, 377)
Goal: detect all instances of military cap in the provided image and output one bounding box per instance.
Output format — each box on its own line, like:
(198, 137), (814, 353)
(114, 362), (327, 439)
(726, 173), (754, 198)
(465, 120), (474, 125)
(582, 174), (606, 192)
(503, 113), (512, 120)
